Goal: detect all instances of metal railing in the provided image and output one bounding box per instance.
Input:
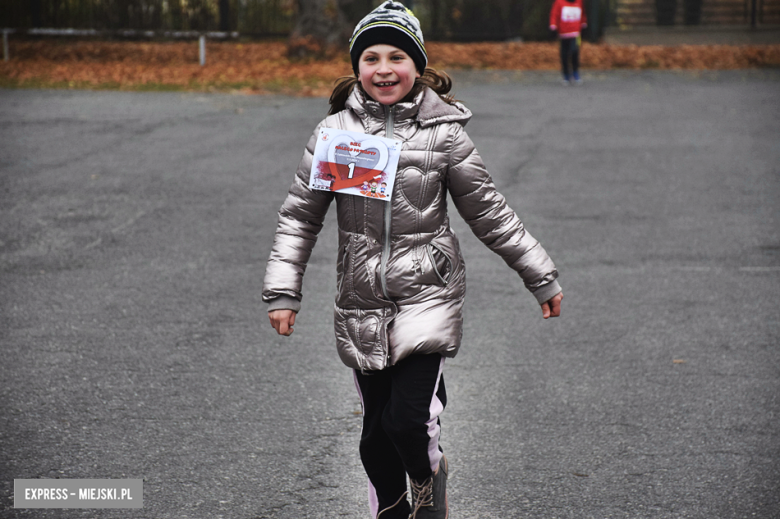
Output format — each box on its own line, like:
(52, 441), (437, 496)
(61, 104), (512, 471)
(1, 0), (546, 41)
(612, 0), (780, 26)
(0, 26), (239, 63)
(2, 0), (777, 46)
(0, 0), (295, 36)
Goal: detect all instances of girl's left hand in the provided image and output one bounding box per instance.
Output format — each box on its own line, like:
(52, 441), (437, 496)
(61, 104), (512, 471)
(269, 309), (297, 336)
(541, 292), (563, 319)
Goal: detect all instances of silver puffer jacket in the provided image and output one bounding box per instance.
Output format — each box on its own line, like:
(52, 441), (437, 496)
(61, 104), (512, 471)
(263, 86), (561, 372)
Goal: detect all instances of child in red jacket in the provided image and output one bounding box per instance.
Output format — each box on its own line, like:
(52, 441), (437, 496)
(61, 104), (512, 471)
(549, 0), (588, 84)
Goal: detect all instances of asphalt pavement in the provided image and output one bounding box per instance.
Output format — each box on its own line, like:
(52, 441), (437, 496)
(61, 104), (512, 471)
(1, 70), (779, 518)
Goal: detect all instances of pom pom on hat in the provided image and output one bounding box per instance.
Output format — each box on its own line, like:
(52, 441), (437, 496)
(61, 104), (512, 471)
(349, 1), (428, 75)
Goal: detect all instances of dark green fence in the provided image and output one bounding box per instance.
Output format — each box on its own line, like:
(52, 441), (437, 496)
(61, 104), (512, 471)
(0, 0), (296, 36)
(612, 0), (780, 25)
(1, 0), (776, 41)
(0, 0), (570, 41)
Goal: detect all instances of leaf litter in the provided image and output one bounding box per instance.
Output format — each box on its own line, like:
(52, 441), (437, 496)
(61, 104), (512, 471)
(1, 40), (778, 96)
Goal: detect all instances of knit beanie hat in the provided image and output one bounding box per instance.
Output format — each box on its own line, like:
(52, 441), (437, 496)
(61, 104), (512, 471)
(349, 1), (428, 75)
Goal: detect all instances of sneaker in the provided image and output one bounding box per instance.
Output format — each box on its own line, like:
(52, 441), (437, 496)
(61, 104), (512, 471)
(572, 72), (583, 85)
(561, 79), (571, 86)
(410, 455), (448, 518)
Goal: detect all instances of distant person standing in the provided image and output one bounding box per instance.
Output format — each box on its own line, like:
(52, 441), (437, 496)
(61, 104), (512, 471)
(549, 0), (588, 85)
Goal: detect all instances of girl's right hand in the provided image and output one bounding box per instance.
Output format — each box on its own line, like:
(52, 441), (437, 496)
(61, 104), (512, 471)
(541, 292), (563, 319)
(269, 309), (297, 336)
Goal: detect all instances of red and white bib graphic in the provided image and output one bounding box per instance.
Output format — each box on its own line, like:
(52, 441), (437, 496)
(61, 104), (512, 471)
(310, 128), (401, 201)
(561, 6), (582, 22)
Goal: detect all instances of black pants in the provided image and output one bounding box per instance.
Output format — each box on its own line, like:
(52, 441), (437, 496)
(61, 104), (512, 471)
(560, 36), (580, 79)
(354, 353), (447, 518)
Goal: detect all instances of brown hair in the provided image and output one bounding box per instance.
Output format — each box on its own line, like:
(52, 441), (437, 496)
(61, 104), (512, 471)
(328, 67), (457, 115)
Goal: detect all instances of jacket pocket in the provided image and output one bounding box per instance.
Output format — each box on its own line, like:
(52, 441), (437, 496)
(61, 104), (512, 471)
(334, 305), (392, 371)
(336, 235), (351, 295)
(425, 242), (453, 286)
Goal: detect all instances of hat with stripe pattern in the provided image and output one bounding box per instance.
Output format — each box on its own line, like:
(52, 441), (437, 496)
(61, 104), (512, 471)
(349, 1), (428, 75)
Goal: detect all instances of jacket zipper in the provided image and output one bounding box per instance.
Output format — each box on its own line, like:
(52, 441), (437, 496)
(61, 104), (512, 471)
(426, 243), (451, 286)
(379, 104), (394, 300)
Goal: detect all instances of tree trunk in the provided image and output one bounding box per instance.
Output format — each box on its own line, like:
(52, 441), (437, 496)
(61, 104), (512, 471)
(289, 0), (352, 59)
(29, 0), (43, 27)
(656, 0), (677, 25)
(219, 0), (231, 32)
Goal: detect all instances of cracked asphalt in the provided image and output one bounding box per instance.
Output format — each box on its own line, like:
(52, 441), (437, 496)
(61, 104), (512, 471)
(1, 69), (779, 518)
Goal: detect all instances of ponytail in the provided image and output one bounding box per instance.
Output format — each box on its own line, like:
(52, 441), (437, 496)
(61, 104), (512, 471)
(328, 76), (360, 115)
(327, 67), (458, 115)
(409, 68), (456, 104)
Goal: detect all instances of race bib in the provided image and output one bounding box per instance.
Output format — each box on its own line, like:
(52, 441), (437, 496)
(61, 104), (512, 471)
(561, 6), (582, 22)
(309, 128), (402, 202)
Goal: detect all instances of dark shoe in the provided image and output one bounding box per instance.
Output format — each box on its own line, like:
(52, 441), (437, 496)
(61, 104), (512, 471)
(377, 491), (411, 519)
(410, 455), (448, 518)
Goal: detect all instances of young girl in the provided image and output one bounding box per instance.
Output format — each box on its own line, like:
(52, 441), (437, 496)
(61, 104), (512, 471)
(264, 2), (563, 517)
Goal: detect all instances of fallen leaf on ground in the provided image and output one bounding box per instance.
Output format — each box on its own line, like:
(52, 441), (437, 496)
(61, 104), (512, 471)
(1, 40), (778, 95)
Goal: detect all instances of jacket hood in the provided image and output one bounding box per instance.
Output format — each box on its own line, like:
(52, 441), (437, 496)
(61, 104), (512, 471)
(346, 86), (472, 129)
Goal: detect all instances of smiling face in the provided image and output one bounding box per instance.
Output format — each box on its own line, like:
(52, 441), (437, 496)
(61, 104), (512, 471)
(357, 44), (420, 106)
